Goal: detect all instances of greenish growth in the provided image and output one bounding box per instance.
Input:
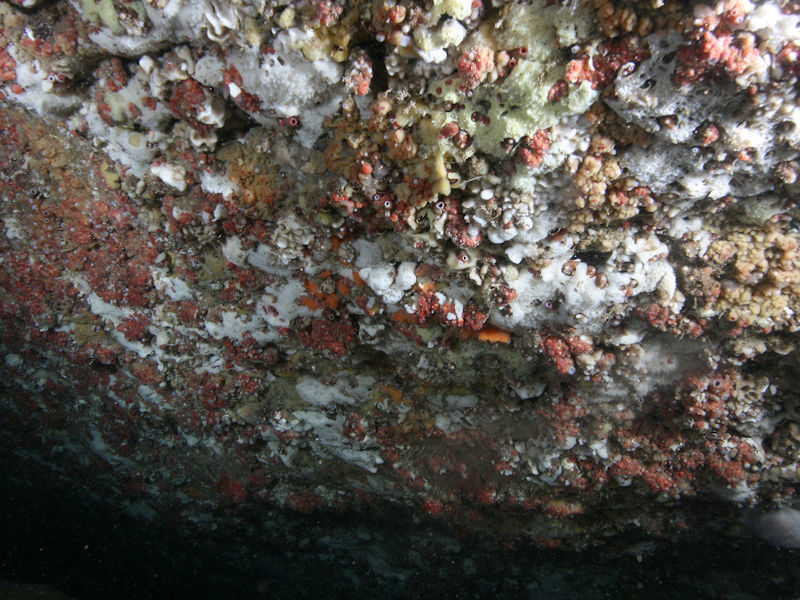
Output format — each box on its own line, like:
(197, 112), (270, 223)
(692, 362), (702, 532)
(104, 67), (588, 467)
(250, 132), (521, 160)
(551, 4), (597, 46)
(422, 0), (597, 159)
(428, 63), (597, 157)
(105, 91), (131, 125)
(127, 132), (143, 149)
(100, 160), (121, 189)
(494, 0), (595, 56)
(80, 0), (124, 34)
(494, 3), (558, 63)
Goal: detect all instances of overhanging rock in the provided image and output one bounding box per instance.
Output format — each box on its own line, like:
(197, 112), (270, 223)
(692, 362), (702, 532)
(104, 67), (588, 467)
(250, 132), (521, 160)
(1, 0), (800, 593)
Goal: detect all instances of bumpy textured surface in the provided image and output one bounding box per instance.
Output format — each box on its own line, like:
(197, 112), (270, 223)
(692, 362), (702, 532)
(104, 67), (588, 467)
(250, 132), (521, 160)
(1, 0), (800, 593)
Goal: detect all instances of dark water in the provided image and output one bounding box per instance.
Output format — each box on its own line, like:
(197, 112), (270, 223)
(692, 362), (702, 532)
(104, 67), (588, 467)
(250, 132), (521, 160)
(2, 470), (799, 600)
(3, 309), (796, 599)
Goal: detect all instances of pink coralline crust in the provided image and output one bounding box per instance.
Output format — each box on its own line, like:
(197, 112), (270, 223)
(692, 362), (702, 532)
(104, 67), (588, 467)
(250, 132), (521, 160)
(117, 315), (151, 342)
(413, 289), (487, 332)
(297, 316), (358, 358)
(0, 46), (17, 82)
(515, 130), (550, 169)
(176, 300), (202, 324)
(0, 251), (83, 342)
(537, 393), (586, 445)
(547, 79), (568, 103)
(415, 289), (441, 324)
(444, 204), (483, 248)
(223, 65), (261, 113)
(95, 57), (128, 93)
(326, 191), (366, 217)
(342, 412), (368, 441)
(674, 0), (760, 86)
(641, 465), (680, 495)
(637, 303), (706, 338)
(777, 42), (800, 76)
(19, 35), (63, 59)
(462, 304), (488, 331)
(675, 30), (760, 86)
(169, 78), (216, 135)
(539, 331), (588, 376)
(423, 499), (443, 516)
(215, 472), (248, 505)
(373, 191), (413, 232)
(595, 369), (772, 496)
(542, 500), (584, 519)
(608, 455), (645, 479)
(457, 46), (494, 90)
(130, 361), (164, 387)
(694, 0), (749, 31)
(314, 0), (344, 26)
(286, 493), (325, 513)
(344, 53), (373, 96)
(92, 344), (118, 365)
(676, 370), (736, 430)
(475, 485), (496, 505)
(566, 38), (651, 90)
(235, 373), (262, 394)
(0, 155), (162, 310)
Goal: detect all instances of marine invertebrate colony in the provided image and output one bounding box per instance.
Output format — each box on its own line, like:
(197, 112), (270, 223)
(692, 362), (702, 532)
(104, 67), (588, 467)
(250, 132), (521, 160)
(1, 0), (800, 586)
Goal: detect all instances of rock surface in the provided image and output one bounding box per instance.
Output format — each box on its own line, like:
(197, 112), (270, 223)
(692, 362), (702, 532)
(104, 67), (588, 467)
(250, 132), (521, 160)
(1, 0), (800, 594)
